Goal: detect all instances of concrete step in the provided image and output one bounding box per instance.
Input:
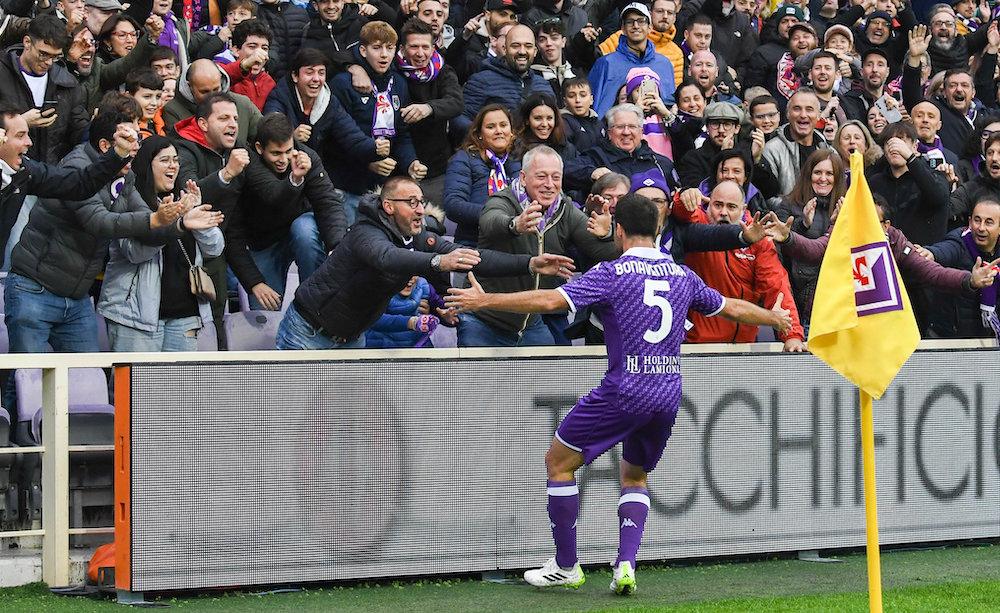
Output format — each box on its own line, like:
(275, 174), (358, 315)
(0, 547), (92, 587)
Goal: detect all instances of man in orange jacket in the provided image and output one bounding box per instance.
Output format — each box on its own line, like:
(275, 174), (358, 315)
(681, 180), (807, 351)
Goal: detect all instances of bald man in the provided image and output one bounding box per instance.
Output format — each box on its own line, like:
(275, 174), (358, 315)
(162, 58), (263, 142)
(911, 100), (960, 170)
(682, 181), (806, 350)
(462, 23), (553, 121)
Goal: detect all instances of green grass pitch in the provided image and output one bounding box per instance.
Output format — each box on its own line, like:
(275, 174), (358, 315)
(0, 542), (996, 612)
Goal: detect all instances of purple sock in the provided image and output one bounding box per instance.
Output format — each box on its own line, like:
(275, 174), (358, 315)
(616, 486), (649, 566)
(547, 479), (579, 569)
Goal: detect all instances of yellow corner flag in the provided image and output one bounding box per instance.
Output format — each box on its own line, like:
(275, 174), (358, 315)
(807, 151), (920, 399)
(808, 151), (921, 613)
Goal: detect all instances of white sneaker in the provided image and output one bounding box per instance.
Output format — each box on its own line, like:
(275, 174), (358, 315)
(523, 557), (586, 588)
(610, 561), (636, 595)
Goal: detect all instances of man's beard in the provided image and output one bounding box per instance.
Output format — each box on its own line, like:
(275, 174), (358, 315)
(932, 35), (955, 50)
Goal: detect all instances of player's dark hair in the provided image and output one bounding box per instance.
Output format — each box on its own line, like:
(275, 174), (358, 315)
(255, 112), (294, 147)
(614, 193), (659, 238)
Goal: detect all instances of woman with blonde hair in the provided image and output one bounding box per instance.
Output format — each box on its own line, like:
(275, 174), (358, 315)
(833, 120), (882, 170)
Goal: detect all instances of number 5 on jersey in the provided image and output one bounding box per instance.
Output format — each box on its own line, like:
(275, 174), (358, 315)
(642, 279), (673, 343)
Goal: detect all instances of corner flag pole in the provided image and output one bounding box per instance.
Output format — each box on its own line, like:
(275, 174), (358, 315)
(859, 389), (883, 613)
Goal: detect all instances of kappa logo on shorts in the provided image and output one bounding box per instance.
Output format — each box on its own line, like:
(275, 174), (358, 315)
(851, 241), (903, 316)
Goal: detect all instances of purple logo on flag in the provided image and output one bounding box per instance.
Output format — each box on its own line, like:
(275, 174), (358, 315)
(851, 241), (903, 315)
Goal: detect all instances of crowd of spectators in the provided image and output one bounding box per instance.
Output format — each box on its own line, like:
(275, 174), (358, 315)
(0, 0), (998, 391)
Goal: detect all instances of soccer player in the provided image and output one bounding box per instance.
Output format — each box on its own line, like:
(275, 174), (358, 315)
(445, 194), (792, 595)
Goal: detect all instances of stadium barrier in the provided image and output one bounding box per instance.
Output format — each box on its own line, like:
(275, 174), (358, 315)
(0, 339), (997, 595)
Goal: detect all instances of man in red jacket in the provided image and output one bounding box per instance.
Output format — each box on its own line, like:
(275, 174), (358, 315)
(682, 180), (807, 351)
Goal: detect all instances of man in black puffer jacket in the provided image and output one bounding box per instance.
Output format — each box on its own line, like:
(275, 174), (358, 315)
(256, 0), (309, 79)
(744, 6), (799, 93)
(299, 0), (397, 58)
(278, 176), (576, 349)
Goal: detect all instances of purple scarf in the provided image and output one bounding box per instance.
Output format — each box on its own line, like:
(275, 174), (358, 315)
(916, 137), (942, 154)
(158, 13), (182, 58)
(485, 149), (508, 195)
(961, 228), (1000, 340)
(396, 49), (443, 83)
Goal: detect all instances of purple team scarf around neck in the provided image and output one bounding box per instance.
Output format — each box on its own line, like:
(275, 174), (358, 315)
(916, 137), (943, 154)
(396, 49), (443, 83)
(961, 228), (1000, 340)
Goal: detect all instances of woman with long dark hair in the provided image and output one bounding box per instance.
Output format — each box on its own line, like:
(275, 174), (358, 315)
(773, 149), (847, 327)
(98, 136), (225, 351)
(444, 104), (521, 246)
(514, 93), (578, 161)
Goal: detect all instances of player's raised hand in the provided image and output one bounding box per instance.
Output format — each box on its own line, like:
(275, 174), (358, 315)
(740, 211), (767, 244)
(445, 271), (486, 312)
(529, 253), (576, 279)
(771, 291), (792, 333)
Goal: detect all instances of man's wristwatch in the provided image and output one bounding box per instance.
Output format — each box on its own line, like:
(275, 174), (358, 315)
(430, 254), (443, 272)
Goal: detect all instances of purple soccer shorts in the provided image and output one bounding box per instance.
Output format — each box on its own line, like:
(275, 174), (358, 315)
(555, 397), (677, 472)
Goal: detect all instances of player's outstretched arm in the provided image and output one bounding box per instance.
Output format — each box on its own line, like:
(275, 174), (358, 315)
(719, 293), (793, 333)
(445, 272), (569, 314)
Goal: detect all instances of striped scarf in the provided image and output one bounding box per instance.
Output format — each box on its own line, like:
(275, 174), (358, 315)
(396, 50), (443, 83)
(486, 149), (508, 195)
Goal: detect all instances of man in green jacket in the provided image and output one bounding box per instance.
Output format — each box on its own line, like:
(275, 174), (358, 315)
(458, 145), (620, 347)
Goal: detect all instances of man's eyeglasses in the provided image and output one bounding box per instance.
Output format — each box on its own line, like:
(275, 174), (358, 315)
(385, 197), (427, 209)
(34, 47), (63, 63)
(931, 20), (955, 27)
(610, 123), (641, 132)
(623, 17), (649, 27)
(753, 111), (780, 120)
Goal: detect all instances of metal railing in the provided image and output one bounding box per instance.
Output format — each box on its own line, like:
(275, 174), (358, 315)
(0, 338), (993, 586)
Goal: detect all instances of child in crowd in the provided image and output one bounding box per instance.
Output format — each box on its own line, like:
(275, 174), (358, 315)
(365, 277), (456, 348)
(189, 0), (257, 63)
(625, 67), (673, 159)
(560, 77), (605, 154)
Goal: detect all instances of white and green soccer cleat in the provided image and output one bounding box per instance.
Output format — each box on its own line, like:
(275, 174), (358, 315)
(610, 561), (636, 595)
(523, 558), (586, 589)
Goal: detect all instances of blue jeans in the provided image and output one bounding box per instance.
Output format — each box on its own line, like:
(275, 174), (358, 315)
(342, 192), (362, 227)
(4, 273), (99, 353)
(275, 303), (365, 350)
(457, 313), (555, 347)
(106, 316), (202, 352)
(249, 212), (326, 309)
(3, 273), (100, 425)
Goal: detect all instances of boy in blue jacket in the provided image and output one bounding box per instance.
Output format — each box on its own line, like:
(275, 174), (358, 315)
(329, 21), (428, 224)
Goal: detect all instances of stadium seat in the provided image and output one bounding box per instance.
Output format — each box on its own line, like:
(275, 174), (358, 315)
(429, 323), (457, 348)
(0, 407), (18, 530)
(13, 369), (115, 537)
(198, 322), (220, 351)
(224, 311), (281, 351)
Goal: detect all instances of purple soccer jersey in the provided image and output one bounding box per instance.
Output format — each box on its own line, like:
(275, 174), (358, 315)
(557, 247), (725, 414)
